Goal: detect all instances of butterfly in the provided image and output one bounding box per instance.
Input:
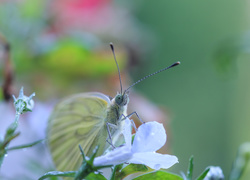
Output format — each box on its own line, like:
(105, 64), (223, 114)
(47, 43), (180, 172)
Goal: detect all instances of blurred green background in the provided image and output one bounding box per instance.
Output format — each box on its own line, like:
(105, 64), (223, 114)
(1, 0), (250, 179)
(132, 0), (250, 179)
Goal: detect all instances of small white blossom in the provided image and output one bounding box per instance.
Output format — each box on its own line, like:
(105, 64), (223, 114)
(94, 118), (178, 170)
(204, 166), (224, 180)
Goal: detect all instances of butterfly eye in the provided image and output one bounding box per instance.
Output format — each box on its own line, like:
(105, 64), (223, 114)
(115, 95), (123, 105)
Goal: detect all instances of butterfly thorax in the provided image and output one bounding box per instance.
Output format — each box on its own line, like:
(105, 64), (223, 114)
(106, 93), (129, 126)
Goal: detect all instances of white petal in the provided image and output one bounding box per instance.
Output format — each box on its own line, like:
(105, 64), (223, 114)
(94, 145), (132, 166)
(129, 152), (178, 170)
(132, 121), (166, 153)
(123, 118), (132, 147)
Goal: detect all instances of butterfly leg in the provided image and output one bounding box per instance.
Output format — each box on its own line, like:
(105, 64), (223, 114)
(119, 114), (138, 132)
(106, 122), (117, 148)
(119, 111), (145, 132)
(126, 111), (145, 124)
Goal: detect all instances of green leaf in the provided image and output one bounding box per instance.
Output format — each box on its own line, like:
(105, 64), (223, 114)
(85, 173), (107, 180)
(5, 122), (19, 139)
(74, 146), (111, 180)
(3, 132), (20, 147)
(7, 139), (43, 151)
(196, 167), (210, 180)
(110, 164), (123, 180)
(187, 156), (194, 180)
(115, 164), (148, 180)
(133, 171), (183, 180)
(0, 150), (6, 168)
(79, 144), (87, 162)
(38, 171), (76, 180)
(75, 146), (98, 180)
(89, 146), (99, 165)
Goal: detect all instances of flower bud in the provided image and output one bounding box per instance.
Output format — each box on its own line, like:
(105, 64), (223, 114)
(204, 166), (224, 180)
(12, 87), (35, 114)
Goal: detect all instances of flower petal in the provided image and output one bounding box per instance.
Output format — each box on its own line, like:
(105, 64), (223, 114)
(94, 145), (132, 166)
(132, 121), (166, 153)
(129, 152), (178, 170)
(123, 118), (132, 147)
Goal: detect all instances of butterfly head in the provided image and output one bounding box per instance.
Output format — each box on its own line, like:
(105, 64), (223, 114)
(115, 92), (129, 106)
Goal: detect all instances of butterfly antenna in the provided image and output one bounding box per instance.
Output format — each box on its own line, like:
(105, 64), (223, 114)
(124, 61), (180, 94)
(110, 43), (123, 94)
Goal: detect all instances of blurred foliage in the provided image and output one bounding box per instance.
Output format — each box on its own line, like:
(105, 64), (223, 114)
(132, 0), (250, 179)
(214, 33), (250, 76)
(39, 39), (127, 79)
(0, 0), (132, 100)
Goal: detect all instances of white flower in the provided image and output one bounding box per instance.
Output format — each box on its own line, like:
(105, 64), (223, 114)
(94, 118), (178, 170)
(204, 166), (224, 180)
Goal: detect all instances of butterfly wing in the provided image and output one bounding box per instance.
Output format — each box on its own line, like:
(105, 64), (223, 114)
(47, 92), (111, 172)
